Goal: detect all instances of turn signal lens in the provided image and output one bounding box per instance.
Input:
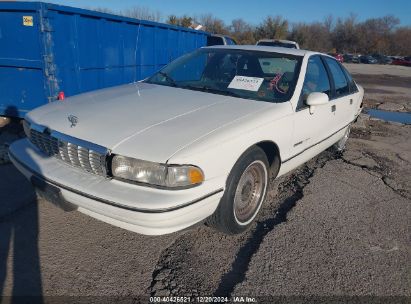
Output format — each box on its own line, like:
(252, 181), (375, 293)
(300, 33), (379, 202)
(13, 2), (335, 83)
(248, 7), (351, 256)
(189, 167), (204, 184)
(166, 165), (204, 187)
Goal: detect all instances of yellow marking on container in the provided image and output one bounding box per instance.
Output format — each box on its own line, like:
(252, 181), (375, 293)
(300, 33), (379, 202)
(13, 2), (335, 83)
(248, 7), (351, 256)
(23, 16), (33, 26)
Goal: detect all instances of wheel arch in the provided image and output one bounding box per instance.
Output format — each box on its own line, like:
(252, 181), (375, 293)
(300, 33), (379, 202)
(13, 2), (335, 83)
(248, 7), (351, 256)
(255, 140), (281, 179)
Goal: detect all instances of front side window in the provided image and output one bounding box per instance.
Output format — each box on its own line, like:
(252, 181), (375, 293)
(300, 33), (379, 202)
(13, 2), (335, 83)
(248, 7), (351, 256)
(300, 55), (331, 107)
(146, 48), (302, 103)
(324, 57), (350, 97)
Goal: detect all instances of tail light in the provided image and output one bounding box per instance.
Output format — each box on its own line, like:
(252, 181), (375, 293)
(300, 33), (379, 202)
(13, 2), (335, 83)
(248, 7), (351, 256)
(57, 91), (65, 101)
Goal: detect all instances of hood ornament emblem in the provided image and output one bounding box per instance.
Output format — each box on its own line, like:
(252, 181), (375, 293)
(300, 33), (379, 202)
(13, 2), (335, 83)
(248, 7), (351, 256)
(68, 115), (78, 128)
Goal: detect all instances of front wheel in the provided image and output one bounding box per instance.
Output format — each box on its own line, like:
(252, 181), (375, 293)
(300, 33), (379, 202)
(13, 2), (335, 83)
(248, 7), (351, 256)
(207, 146), (269, 234)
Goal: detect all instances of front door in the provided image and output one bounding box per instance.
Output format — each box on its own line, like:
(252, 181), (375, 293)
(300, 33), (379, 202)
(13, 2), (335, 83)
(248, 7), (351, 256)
(291, 55), (334, 158)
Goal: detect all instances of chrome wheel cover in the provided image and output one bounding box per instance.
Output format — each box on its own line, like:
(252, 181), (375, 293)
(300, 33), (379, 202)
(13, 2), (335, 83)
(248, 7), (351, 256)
(234, 160), (267, 225)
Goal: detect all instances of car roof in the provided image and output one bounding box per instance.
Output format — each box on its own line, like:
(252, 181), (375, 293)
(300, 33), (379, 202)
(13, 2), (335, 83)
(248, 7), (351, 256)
(257, 39), (297, 44)
(203, 44), (317, 57)
(210, 34), (228, 38)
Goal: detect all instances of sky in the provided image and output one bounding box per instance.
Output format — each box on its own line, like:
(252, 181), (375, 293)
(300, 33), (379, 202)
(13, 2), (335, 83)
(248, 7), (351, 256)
(27, 0), (411, 26)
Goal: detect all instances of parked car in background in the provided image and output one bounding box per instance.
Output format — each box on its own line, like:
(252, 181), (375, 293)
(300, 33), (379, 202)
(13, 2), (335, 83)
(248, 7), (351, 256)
(256, 39), (300, 49)
(343, 54), (360, 63)
(207, 34), (237, 46)
(372, 54), (393, 65)
(391, 56), (411, 67)
(328, 53), (344, 63)
(343, 54), (353, 63)
(10, 46), (363, 235)
(360, 55), (378, 64)
(351, 55), (360, 63)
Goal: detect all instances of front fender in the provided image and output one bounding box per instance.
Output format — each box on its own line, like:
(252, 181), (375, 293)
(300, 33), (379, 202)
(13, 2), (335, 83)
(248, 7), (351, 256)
(167, 109), (293, 184)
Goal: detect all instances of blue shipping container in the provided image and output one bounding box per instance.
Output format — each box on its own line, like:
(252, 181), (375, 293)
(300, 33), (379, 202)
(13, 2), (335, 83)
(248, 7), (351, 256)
(0, 2), (208, 118)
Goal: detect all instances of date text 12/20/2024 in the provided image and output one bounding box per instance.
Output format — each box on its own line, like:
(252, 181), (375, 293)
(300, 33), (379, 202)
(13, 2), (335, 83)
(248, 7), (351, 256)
(149, 296), (257, 302)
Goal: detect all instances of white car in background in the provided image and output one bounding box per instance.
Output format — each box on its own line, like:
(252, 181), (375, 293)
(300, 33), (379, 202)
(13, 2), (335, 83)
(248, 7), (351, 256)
(256, 39), (300, 49)
(10, 45), (363, 235)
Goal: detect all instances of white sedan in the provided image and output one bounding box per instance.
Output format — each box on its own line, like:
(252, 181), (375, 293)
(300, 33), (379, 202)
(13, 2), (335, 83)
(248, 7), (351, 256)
(9, 45), (363, 235)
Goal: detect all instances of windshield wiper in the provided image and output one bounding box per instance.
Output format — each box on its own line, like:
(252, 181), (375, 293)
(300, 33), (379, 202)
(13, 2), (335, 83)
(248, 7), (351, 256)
(158, 71), (177, 86)
(182, 85), (240, 98)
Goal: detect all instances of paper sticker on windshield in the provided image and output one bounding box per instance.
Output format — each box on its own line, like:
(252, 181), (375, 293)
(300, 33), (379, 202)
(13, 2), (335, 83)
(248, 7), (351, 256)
(228, 76), (264, 92)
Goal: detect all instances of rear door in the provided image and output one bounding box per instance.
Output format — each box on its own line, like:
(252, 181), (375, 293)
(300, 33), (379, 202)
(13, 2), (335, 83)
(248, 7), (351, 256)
(322, 56), (354, 132)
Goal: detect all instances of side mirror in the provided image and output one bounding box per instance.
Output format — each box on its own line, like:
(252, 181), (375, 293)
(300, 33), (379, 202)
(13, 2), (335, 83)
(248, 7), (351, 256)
(306, 92), (329, 114)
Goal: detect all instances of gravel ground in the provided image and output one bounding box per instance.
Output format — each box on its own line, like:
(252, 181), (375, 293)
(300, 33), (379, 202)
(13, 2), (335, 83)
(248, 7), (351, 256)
(234, 145), (410, 297)
(0, 64), (410, 303)
(345, 63), (411, 112)
(0, 120), (24, 165)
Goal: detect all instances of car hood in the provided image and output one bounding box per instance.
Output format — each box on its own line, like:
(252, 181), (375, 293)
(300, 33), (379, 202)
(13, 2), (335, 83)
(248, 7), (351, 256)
(27, 82), (274, 162)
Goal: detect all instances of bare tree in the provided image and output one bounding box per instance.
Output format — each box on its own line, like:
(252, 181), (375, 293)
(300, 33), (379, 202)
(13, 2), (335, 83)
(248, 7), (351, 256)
(323, 14), (334, 33)
(390, 26), (411, 55)
(357, 15), (400, 54)
(90, 7), (408, 54)
(198, 14), (229, 34)
(91, 7), (115, 14)
(332, 13), (359, 53)
(122, 6), (162, 22)
(230, 18), (255, 44)
(289, 22), (332, 52)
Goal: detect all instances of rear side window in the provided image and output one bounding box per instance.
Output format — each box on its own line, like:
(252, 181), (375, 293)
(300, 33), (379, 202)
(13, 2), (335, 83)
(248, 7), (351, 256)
(340, 65), (358, 93)
(225, 38), (236, 45)
(324, 57), (350, 97)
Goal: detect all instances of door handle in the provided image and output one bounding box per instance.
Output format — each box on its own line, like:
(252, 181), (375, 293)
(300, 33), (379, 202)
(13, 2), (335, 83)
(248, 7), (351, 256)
(331, 105), (336, 112)
(350, 99), (353, 105)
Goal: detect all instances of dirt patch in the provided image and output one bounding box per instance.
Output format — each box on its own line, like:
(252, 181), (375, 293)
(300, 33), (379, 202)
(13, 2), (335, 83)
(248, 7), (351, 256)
(352, 74), (411, 89)
(0, 120), (24, 165)
(365, 88), (396, 95)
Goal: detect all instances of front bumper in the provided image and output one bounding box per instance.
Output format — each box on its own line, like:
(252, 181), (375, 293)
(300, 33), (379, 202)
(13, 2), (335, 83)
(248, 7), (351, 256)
(9, 139), (224, 235)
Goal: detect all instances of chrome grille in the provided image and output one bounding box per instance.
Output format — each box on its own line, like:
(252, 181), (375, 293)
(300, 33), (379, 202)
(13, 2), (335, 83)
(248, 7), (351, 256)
(29, 127), (107, 176)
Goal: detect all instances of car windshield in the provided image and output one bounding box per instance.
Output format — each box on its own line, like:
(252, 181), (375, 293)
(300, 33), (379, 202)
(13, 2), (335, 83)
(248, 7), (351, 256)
(145, 48), (302, 103)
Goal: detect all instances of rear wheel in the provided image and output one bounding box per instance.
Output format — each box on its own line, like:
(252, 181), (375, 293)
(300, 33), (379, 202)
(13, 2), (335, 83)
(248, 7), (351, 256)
(207, 146), (269, 234)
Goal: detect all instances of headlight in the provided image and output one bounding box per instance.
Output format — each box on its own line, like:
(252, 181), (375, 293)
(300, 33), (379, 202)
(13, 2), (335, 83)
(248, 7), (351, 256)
(111, 155), (204, 188)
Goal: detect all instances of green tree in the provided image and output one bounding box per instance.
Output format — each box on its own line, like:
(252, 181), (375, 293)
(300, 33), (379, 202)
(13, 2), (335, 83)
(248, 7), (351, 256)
(166, 15), (179, 25)
(255, 16), (289, 41)
(165, 15), (193, 28)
